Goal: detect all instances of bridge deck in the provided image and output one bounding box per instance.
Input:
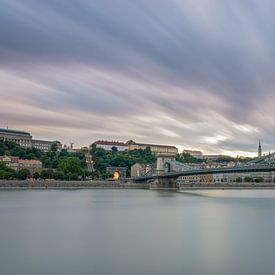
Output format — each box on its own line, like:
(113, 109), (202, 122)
(135, 164), (275, 182)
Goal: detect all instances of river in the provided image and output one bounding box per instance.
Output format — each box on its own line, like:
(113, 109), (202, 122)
(0, 189), (275, 275)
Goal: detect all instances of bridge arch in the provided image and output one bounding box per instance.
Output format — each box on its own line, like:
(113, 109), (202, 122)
(164, 162), (171, 173)
(156, 153), (177, 175)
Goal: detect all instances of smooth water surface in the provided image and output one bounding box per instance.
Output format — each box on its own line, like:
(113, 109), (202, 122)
(1, 189), (275, 275)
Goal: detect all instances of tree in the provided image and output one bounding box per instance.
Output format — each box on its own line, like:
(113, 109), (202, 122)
(254, 177), (264, 183)
(54, 171), (65, 180)
(40, 170), (50, 180)
(58, 157), (83, 175)
(111, 146), (118, 153)
(244, 176), (253, 183)
(17, 169), (31, 180)
(51, 142), (58, 152)
(33, 172), (40, 179)
(236, 177), (242, 183)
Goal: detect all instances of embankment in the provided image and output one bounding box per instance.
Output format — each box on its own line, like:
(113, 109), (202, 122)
(0, 180), (149, 189)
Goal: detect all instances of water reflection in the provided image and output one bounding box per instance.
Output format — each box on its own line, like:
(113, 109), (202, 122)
(0, 190), (275, 275)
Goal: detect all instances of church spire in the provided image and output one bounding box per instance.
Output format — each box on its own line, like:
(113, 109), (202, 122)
(258, 140), (262, 157)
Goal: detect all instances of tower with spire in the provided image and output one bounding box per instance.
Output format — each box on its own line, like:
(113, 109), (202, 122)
(258, 140), (262, 157)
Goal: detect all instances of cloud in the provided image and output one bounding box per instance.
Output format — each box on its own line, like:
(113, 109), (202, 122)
(1, 0), (275, 155)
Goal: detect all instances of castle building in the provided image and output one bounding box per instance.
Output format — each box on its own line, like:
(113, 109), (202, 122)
(126, 140), (178, 155)
(92, 140), (128, 152)
(0, 128), (62, 152)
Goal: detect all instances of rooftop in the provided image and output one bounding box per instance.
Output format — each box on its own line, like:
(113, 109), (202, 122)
(0, 128), (31, 136)
(18, 159), (42, 164)
(126, 140), (177, 149)
(94, 140), (127, 146)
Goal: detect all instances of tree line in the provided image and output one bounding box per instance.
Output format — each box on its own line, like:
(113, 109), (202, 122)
(0, 141), (156, 180)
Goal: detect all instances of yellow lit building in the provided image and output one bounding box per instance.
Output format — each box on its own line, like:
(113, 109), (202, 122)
(126, 140), (178, 155)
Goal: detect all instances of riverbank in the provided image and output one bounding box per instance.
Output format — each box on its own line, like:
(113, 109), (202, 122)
(178, 182), (275, 190)
(0, 180), (149, 189)
(1, 180), (275, 190)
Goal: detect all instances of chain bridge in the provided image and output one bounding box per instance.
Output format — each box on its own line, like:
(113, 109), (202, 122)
(134, 152), (275, 189)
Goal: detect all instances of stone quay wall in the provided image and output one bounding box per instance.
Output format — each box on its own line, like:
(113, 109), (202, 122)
(0, 180), (149, 189)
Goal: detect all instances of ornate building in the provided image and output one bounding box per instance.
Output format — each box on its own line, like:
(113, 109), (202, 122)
(126, 140), (178, 154)
(258, 140), (262, 157)
(0, 128), (61, 152)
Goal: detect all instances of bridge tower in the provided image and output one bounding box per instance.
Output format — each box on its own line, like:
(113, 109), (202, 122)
(150, 153), (178, 189)
(258, 140), (262, 157)
(156, 153), (177, 175)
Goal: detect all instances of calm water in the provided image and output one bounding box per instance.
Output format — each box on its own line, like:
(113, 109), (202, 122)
(1, 189), (275, 275)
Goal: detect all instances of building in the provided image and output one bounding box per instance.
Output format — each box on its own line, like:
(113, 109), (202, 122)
(127, 140), (178, 155)
(258, 140), (262, 157)
(18, 159), (43, 173)
(199, 174), (214, 184)
(0, 128), (32, 148)
(0, 128), (62, 152)
(93, 140), (128, 152)
(106, 166), (127, 179)
(0, 156), (20, 170)
(204, 155), (227, 161)
(131, 163), (154, 178)
(183, 149), (203, 159)
(32, 140), (62, 152)
(178, 175), (200, 184)
(0, 156), (42, 173)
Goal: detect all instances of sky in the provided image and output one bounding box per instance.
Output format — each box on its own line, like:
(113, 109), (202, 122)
(1, 0), (275, 156)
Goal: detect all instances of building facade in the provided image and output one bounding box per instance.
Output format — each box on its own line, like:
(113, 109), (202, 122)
(183, 149), (203, 159)
(0, 128), (32, 148)
(0, 128), (61, 152)
(32, 140), (62, 152)
(131, 163), (154, 178)
(106, 166), (127, 179)
(0, 156), (42, 173)
(93, 140), (128, 152)
(127, 140), (178, 154)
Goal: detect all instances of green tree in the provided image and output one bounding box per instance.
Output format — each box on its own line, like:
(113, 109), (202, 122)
(111, 146), (118, 153)
(244, 176), (253, 183)
(51, 142), (58, 152)
(40, 170), (50, 180)
(17, 169), (31, 180)
(54, 171), (65, 180)
(33, 172), (40, 179)
(236, 177), (242, 183)
(254, 177), (264, 183)
(58, 157), (83, 175)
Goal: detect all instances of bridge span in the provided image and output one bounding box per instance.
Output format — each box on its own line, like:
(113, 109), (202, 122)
(134, 164), (275, 189)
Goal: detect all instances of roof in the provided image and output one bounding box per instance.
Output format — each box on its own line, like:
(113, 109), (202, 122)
(126, 140), (177, 149)
(0, 156), (19, 162)
(18, 159), (42, 165)
(94, 140), (127, 146)
(0, 128), (31, 136)
(32, 139), (61, 144)
(183, 150), (203, 154)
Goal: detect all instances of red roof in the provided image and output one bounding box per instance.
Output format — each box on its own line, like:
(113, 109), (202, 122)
(0, 156), (19, 163)
(94, 140), (127, 146)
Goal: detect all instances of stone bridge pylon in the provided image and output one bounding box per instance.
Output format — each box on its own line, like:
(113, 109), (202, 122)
(156, 153), (177, 174)
(152, 153), (178, 189)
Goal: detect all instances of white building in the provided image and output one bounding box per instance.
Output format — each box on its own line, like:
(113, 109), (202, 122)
(93, 140), (128, 152)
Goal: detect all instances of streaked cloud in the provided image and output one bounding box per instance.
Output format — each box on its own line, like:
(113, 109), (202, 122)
(1, 0), (275, 155)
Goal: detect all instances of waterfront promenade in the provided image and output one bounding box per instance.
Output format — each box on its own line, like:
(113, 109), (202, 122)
(1, 180), (275, 190)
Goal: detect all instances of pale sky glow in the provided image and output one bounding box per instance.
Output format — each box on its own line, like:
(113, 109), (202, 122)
(1, 0), (275, 156)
